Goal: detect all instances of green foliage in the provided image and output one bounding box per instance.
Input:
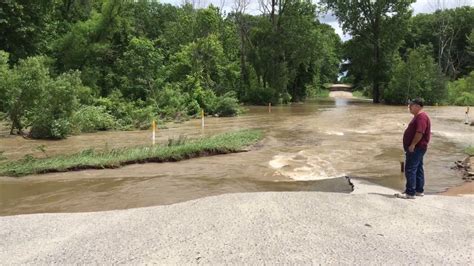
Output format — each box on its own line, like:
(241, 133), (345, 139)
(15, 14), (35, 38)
(385, 46), (446, 105)
(0, 52), (94, 138)
(352, 91), (369, 99)
(405, 7), (474, 79)
(35, 144), (48, 158)
(117, 37), (163, 100)
(195, 6), (221, 38)
(0, 151), (7, 161)
(131, 2), (177, 40)
(214, 92), (242, 117)
(447, 71), (474, 106)
(468, 30), (474, 69)
(55, 0), (133, 95)
(323, 0), (415, 103)
(465, 146), (474, 156)
(167, 135), (188, 147)
(3, 0), (473, 142)
(155, 84), (190, 118)
(29, 71), (84, 139)
(93, 91), (156, 130)
(2, 54), (50, 134)
(0, 51), (9, 112)
(307, 88), (330, 98)
(168, 34), (237, 96)
(0, 0), (55, 62)
(241, 1), (341, 105)
(71, 105), (116, 133)
(0, 129), (263, 177)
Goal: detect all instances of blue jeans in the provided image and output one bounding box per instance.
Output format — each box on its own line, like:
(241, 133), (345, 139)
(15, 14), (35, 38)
(404, 148), (427, 196)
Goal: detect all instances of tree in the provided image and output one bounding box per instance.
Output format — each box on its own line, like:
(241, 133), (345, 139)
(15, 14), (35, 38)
(168, 34), (238, 95)
(0, 0), (55, 62)
(404, 7), (474, 79)
(29, 72), (82, 139)
(130, 1), (178, 40)
(3, 55), (49, 135)
(322, 0), (414, 103)
(0, 51), (9, 112)
(468, 30), (474, 71)
(160, 4), (198, 57)
(447, 71), (474, 106)
(117, 37), (163, 100)
(229, 0), (251, 99)
(279, 2), (341, 101)
(55, 0), (133, 94)
(385, 46), (446, 105)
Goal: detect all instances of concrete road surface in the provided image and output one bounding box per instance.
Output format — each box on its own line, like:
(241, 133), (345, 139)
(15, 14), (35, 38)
(1, 185), (473, 264)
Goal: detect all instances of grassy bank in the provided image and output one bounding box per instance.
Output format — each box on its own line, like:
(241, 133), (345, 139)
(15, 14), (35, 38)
(0, 129), (263, 177)
(352, 91), (370, 99)
(465, 146), (474, 156)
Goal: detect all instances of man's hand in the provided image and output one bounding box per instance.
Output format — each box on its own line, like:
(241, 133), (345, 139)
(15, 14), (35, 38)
(408, 145), (415, 152)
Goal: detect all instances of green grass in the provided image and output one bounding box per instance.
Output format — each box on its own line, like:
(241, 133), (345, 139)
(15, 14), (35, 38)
(309, 89), (330, 98)
(352, 91), (369, 99)
(0, 129), (263, 177)
(465, 146), (474, 156)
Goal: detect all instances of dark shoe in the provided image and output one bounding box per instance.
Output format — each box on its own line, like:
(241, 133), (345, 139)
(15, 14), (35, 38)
(394, 193), (415, 199)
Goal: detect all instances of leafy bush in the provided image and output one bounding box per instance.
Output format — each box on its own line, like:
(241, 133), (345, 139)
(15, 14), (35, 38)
(155, 84), (188, 118)
(447, 71), (474, 106)
(214, 92), (242, 116)
(29, 71), (85, 139)
(94, 91), (156, 130)
(385, 46), (446, 105)
(70, 105), (116, 133)
(243, 86), (275, 105)
(192, 85), (218, 113)
(129, 102), (155, 129)
(117, 37), (163, 100)
(466, 146), (474, 156)
(0, 51), (97, 138)
(2, 54), (49, 134)
(0, 51), (9, 113)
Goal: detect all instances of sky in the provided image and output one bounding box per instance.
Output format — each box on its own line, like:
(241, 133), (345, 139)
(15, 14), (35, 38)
(159, 0), (473, 41)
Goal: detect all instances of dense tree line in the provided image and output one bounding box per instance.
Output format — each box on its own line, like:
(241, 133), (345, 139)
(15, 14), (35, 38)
(0, 0), (341, 139)
(325, 1), (473, 105)
(0, 1), (472, 139)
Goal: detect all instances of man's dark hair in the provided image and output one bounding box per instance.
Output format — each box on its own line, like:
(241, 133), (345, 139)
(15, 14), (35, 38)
(409, 98), (424, 107)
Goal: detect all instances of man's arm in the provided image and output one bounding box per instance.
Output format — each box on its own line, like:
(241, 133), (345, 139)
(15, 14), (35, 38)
(408, 132), (423, 152)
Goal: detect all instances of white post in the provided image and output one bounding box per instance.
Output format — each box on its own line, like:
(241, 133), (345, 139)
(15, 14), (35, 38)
(465, 106), (470, 125)
(152, 120), (156, 146)
(201, 109), (205, 129)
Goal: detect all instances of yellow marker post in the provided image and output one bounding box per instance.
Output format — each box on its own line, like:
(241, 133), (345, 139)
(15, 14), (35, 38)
(201, 109), (205, 129)
(152, 120), (156, 146)
(268, 102), (272, 113)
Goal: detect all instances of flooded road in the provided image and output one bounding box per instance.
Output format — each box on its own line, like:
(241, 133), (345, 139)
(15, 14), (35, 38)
(1, 98), (472, 215)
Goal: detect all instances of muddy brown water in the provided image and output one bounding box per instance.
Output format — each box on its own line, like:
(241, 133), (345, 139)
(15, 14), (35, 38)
(0, 98), (472, 216)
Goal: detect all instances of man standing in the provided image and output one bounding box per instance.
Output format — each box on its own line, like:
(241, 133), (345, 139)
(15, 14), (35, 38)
(396, 98), (431, 199)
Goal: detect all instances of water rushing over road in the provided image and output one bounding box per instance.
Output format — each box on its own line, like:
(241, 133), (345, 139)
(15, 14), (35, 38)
(1, 98), (472, 215)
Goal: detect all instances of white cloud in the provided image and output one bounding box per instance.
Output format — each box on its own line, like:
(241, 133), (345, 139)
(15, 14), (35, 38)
(411, 0), (473, 14)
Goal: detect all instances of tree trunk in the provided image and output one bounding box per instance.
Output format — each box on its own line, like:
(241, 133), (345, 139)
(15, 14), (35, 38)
(239, 21), (248, 98)
(373, 18), (381, 104)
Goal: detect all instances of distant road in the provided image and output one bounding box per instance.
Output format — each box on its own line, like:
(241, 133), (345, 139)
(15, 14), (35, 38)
(329, 91), (353, 98)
